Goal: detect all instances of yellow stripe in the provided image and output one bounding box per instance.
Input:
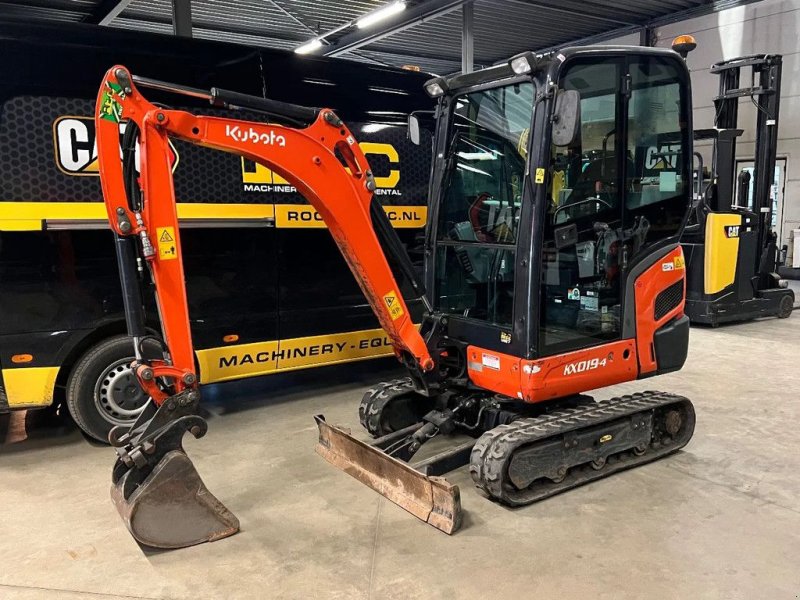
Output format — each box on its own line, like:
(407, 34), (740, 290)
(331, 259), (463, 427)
(197, 327), (394, 384)
(0, 202), (425, 230)
(704, 213), (741, 294)
(0, 202), (276, 231)
(0, 202), (106, 222)
(2, 327), (401, 407)
(176, 204), (274, 220)
(274, 203), (427, 229)
(2, 367), (59, 407)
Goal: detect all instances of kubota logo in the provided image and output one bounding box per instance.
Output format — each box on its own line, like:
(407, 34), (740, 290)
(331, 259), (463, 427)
(225, 124), (286, 147)
(53, 116), (178, 176)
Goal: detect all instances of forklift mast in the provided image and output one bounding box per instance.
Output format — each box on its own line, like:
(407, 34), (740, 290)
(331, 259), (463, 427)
(711, 55), (782, 274)
(683, 54), (793, 325)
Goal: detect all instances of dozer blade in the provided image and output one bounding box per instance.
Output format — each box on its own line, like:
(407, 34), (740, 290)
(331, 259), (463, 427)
(314, 415), (462, 534)
(111, 450), (239, 549)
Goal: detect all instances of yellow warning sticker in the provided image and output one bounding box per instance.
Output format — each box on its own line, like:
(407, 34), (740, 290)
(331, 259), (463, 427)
(383, 290), (405, 321)
(673, 255), (685, 269)
(157, 227), (177, 261)
(535, 168), (545, 184)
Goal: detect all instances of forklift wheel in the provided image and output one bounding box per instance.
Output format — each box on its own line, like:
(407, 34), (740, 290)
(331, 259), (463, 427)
(777, 294), (793, 319)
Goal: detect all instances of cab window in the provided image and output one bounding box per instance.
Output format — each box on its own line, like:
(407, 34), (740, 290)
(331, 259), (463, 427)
(434, 82), (533, 326)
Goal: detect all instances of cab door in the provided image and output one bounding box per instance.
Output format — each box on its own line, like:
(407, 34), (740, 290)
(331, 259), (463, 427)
(540, 57), (626, 355)
(540, 53), (691, 357)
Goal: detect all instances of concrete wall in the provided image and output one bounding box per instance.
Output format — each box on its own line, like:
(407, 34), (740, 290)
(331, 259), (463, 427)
(607, 0), (800, 255)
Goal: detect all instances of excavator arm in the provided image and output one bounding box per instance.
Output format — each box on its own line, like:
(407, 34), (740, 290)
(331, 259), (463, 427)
(95, 66), (445, 548)
(96, 65), (433, 405)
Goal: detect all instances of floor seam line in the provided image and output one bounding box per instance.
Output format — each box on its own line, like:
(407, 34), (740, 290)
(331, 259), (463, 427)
(367, 498), (383, 600)
(665, 463), (800, 516)
(0, 582), (173, 600)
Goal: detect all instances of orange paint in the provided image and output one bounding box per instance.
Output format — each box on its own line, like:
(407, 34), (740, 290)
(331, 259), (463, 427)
(634, 246), (686, 374)
(96, 66), (433, 403)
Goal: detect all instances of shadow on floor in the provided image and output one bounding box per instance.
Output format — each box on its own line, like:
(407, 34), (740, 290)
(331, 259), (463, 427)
(200, 357), (403, 415)
(0, 358), (404, 454)
(0, 404), (83, 454)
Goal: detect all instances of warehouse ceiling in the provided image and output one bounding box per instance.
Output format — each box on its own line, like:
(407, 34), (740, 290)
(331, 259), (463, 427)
(0, 0), (761, 74)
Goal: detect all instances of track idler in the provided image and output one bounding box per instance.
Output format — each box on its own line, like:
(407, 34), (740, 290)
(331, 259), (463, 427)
(109, 389), (239, 549)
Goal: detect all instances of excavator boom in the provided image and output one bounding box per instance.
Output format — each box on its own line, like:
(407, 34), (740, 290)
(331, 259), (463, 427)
(95, 66), (441, 547)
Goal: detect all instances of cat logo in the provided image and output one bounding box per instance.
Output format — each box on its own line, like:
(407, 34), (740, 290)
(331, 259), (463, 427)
(645, 144), (681, 169)
(53, 116), (178, 176)
(724, 225), (740, 238)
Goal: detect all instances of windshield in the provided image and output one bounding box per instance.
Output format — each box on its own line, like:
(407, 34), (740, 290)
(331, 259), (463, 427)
(434, 81), (534, 326)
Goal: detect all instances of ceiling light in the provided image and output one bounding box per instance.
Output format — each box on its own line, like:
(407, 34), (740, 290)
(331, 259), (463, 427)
(295, 38), (323, 55)
(357, 1), (406, 29)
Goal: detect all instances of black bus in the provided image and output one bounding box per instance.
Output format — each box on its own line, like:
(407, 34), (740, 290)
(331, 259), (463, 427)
(0, 20), (432, 441)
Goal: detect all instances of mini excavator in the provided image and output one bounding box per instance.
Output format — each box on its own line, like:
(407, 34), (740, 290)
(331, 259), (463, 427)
(96, 41), (697, 549)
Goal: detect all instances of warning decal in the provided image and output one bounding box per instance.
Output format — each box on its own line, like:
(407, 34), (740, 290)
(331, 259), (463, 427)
(673, 255), (685, 269)
(157, 227), (177, 261)
(383, 290), (405, 321)
(535, 168), (545, 184)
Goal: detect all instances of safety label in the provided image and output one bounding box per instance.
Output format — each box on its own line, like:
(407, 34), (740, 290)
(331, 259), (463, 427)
(157, 227), (177, 261)
(535, 167), (545, 184)
(482, 353), (501, 370)
(384, 290), (405, 320)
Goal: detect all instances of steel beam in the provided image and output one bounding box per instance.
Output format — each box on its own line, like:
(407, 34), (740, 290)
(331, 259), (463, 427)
(84, 0), (134, 25)
(462, 2), (473, 74)
(318, 0), (471, 57)
(503, 0), (638, 26)
(172, 0), (192, 37)
(639, 25), (654, 47)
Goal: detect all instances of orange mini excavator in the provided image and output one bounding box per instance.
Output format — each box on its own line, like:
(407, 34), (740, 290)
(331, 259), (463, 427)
(97, 43), (696, 549)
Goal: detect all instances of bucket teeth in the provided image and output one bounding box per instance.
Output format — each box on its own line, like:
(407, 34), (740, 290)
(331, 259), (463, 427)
(314, 415), (462, 534)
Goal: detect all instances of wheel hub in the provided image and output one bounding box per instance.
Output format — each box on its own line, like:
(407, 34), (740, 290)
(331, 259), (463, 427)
(95, 359), (150, 424)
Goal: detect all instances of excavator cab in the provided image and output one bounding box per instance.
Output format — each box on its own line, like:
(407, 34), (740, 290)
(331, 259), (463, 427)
(420, 49), (691, 362)
(95, 44), (696, 548)
(318, 47), (696, 531)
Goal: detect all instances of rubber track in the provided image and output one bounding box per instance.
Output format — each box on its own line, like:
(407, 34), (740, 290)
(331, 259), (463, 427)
(358, 377), (415, 437)
(469, 390), (695, 506)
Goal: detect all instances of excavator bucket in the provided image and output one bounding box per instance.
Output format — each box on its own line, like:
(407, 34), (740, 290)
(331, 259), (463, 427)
(108, 391), (239, 549)
(111, 450), (239, 549)
(314, 416), (462, 534)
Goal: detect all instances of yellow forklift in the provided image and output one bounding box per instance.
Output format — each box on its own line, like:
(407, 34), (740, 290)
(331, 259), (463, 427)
(682, 54), (794, 325)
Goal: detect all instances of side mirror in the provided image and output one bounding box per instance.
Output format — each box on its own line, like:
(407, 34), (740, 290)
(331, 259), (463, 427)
(552, 89), (580, 147)
(408, 113), (421, 145)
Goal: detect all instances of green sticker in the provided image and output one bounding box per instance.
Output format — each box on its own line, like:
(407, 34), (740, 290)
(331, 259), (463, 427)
(99, 81), (125, 123)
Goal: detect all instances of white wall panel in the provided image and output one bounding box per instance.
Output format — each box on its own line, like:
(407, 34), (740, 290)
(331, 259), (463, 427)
(656, 0), (800, 249)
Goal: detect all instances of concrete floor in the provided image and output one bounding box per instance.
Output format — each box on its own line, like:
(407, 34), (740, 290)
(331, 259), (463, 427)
(2, 316), (799, 600)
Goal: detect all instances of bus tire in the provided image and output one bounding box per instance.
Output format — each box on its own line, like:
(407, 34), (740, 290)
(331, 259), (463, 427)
(66, 335), (161, 443)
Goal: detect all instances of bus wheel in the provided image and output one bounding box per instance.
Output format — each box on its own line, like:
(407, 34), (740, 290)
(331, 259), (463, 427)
(66, 335), (161, 443)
